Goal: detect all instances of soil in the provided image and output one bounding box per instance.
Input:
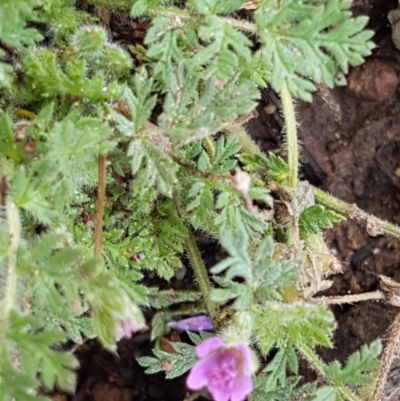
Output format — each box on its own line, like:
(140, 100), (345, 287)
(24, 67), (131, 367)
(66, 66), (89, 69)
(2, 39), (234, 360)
(52, 0), (400, 400)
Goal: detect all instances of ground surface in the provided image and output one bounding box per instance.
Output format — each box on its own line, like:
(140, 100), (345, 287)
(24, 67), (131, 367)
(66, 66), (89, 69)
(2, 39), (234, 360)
(53, 1), (400, 399)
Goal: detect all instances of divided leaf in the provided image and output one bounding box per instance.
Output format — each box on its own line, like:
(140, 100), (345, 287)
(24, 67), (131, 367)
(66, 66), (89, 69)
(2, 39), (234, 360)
(128, 139), (178, 197)
(323, 340), (381, 386)
(137, 342), (197, 379)
(255, 0), (374, 101)
(254, 303), (334, 354)
(300, 205), (344, 234)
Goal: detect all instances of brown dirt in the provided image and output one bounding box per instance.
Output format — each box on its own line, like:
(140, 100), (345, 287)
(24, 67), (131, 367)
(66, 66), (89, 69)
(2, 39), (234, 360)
(51, 0), (400, 400)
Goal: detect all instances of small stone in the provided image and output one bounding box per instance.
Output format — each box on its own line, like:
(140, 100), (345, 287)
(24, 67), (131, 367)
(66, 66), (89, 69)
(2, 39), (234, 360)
(264, 103), (277, 114)
(334, 132), (341, 140)
(394, 167), (400, 178)
(346, 59), (400, 102)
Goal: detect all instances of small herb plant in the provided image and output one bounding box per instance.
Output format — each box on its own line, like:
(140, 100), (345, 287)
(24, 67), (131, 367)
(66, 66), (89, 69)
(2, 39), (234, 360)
(0, 0), (398, 400)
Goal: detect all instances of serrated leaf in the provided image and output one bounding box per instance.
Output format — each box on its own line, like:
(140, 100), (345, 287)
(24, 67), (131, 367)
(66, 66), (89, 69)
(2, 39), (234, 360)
(137, 341), (197, 379)
(191, 16), (252, 80)
(300, 205), (344, 234)
(112, 69), (156, 135)
(263, 344), (298, 388)
(8, 314), (78, 392)
(267, 153), (290, 184)
(186, 180), (214, 228)
(254, 303), (334, 354)
(311, 386), (342, 401)
(148, 288), (202, 309)
(215, 191), (267, 236)
(255, 0), (374, 101)
(238, 153), (272, 173)
(128, 139), (178, 197)
(324, 340), (381, 387)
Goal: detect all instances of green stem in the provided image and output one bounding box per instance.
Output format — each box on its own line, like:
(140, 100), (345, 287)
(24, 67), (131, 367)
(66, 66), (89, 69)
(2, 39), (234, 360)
(173, 196), (218, 327)
(280, 80), (300, 253)
(297, 343), (361, 401)
(280, 80), (298, 190)
(312, 186), (400, 239)
(0, 197), (20, 353)
(87, 1), (258, 33)
(231, 124), (400, 241)
(185, 230), (218, 327)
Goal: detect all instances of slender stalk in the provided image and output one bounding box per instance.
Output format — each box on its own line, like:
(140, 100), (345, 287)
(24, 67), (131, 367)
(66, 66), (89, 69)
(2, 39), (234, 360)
(173, 196), (218, 326)
(312, 186), (400, 239)
(94, 154), (106, 258)
(231, 124), (400, 241)
(298, 343), (361, 401)
(87, 1), (258, 33)
(0, 197), (21, 353)
(371, 313), (400, 401)
(280, 80), (298, 190)
(311, 291), (385, 305)
(202, 137), (216, 160)
(184, 230), (218, 327)
(280, 80), (300, 254)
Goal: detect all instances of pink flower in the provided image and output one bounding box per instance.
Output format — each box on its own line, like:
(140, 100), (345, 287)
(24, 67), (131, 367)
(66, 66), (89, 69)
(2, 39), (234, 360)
(114, 302), (147, 341)
(115, 318), (145, 341)
(168, 315), (214, 332)
(186, 337), (254, 401)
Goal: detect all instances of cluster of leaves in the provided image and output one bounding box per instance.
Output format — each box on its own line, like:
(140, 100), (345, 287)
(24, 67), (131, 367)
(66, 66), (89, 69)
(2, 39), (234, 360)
(0, 0), (378, 400)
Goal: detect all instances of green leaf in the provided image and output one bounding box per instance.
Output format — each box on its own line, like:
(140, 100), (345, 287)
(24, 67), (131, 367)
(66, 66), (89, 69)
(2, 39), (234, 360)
(263, 344), (298, 387)
(112, 69), (156, 135)
(211, 229), (252, 281)
(254, 303), (334, 354)
(300, 205), (344, 234)
(267, 153), (290, 184)
(311, 386), (342, 401)
(8, 313), (78, 392)
(324, 340), (381, 386)
(237, 153), (270, 173)
(215, 191), (267, 236)
(190, 16), (252, 80)
(137, 342), (197, 379)
(158, 64), (258, 141)
(251, 375), (315, 401)
(148, 288), (202, 309)
(127, 199), (188, 280)
(188, 0), (247, 15)
(128, 138), (178, 197)
(0, 359), (48, 401)
(186, 180), (215, 228)
(255, 0), (374, 101)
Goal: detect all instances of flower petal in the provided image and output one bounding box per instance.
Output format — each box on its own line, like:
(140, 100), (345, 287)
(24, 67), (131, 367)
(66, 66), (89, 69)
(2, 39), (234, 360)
(168, 315), (214, 332)
(230, 374), (253, 401)
(195, 337), (225, 358)
(208, 386), (231, 401)
(236, 344), (254, 372)
(186, 358), (213, 390)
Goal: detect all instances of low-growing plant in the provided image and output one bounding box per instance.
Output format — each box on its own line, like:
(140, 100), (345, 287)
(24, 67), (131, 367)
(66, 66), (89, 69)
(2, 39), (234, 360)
(0, 1), (398, 400)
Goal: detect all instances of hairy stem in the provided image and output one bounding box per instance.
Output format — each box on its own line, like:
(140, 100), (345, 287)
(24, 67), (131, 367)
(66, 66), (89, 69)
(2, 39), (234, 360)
(174, 197), (218, 327)
(0, 196), (21, 353)
(371, 313), (400, 401)
(280, 80), (298, 190)
(231, 124), (400, 240)
(87, 1), (258, 33)
(185, 230), (218, 327)
(280, 80), (300, 254)
(298, 343), (361, 401)
(311, 291), (385, 305)
(312, 186), (400, 239)
(94, 154), (106, 258)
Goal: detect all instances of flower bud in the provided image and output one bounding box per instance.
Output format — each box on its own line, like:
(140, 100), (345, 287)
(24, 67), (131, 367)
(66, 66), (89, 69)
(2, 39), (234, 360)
(71, 25), (108, 58)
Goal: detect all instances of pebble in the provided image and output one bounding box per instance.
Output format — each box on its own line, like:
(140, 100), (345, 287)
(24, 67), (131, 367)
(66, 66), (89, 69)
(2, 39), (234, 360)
(345, 59), (400, 102)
